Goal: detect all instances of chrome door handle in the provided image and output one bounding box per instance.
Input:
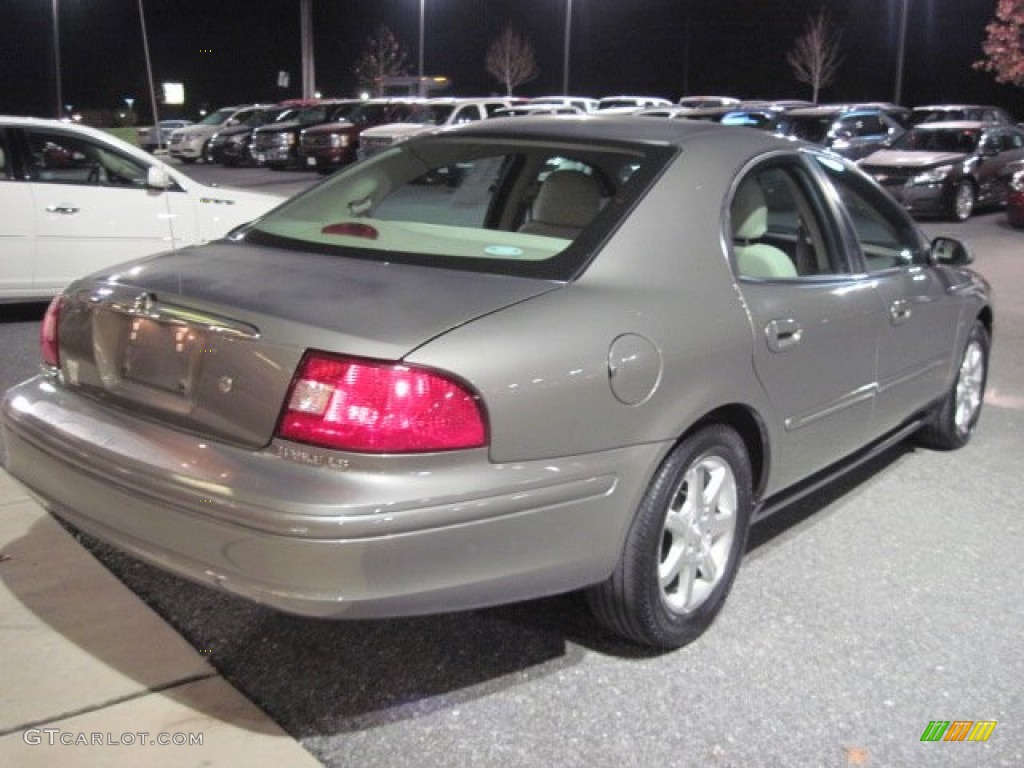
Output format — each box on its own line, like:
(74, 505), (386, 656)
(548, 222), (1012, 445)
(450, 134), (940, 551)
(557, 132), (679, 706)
(890, 299), (912, 325)
(45, 205), (80, 215)
(765, 318), (803, 352)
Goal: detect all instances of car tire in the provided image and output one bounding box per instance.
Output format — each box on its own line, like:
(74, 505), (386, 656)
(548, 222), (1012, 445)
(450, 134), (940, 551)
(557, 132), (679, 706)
(917, 321), (989, 450)
(587, 424), (752, 649)
(950, 181), (975, 222)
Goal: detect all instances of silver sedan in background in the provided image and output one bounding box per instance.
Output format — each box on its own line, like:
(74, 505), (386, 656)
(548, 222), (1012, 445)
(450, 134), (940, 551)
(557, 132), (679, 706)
(1, 117), (992, 649)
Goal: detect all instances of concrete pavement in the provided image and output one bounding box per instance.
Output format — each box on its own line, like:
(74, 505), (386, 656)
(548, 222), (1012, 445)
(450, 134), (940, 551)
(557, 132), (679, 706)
(0, 468), (322, 767)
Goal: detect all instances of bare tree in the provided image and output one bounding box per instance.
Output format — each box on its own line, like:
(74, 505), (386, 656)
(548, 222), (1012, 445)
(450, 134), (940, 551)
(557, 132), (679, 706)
(974, 0), (1024, 88)
(355, 26), (409, 97)
(786, 9), (844, 104)
(486, 25), (540, 96)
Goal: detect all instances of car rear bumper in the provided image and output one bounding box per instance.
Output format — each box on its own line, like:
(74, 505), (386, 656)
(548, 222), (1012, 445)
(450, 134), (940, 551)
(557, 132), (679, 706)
(2, 375), (660, 618)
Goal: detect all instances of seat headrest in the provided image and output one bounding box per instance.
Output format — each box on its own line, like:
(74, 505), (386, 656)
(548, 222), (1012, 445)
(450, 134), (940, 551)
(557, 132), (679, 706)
(532, 170), (602, 228)
(731, 178), (768, 241)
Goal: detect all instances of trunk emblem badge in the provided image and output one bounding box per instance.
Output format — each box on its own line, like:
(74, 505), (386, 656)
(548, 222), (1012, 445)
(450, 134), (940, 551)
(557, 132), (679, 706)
(218, 376), (234, 394)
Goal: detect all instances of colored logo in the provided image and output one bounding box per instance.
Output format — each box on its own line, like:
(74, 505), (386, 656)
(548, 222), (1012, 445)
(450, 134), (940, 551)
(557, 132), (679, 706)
(920, 720), (997, 742)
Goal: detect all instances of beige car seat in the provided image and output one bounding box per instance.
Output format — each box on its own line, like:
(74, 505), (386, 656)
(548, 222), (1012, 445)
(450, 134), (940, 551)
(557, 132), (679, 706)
(731, 178), (797, 279)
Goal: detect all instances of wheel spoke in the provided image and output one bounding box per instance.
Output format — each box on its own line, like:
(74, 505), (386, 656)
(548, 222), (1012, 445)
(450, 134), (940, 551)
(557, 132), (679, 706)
(707, 508), (736, 538)
(657, 453), (741, 613)
(697, 542), (719, 583)
(954, 341), (985, 431)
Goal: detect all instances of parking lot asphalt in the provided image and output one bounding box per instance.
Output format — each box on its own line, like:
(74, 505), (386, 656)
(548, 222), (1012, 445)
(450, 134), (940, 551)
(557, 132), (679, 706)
(1, 165), (1021, 766)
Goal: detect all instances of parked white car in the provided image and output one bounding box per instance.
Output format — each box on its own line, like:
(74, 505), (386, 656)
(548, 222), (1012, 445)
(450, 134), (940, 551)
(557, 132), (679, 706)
(167, 104), (274, 163)
(528, 95), (600, 113)
(358, 97), (518, 159)
(596, 95), (674, 114)
(0, 116), (283, 303)
(136, 119), (193, 152)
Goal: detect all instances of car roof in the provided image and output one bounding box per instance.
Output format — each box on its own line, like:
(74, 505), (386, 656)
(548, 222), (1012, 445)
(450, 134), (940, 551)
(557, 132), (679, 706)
(437, 113), (788, 150)
(909, 120), (991, 130)
(912, 103), (1002, 110)
(786, 104), (896, 117)
(1, 115), (141, 140)
(421, 97), (514, 105)
(0, 115), (170, 166)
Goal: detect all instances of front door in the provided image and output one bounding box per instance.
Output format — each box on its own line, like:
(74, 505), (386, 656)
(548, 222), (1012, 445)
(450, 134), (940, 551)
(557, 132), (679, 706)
(23, 127), (177, 294)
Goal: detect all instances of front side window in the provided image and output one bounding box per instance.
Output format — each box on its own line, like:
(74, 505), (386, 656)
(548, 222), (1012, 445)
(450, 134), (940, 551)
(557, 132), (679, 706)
(814, 157), (927, 272)
(25, 130), (149, 187)
(452, 106), (482, 125)
(242, 136), (669, 279)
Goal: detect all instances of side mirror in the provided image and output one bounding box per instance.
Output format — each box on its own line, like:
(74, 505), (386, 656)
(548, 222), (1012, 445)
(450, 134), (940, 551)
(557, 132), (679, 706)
(146, 165), (172, 190)
(931, 236), (973, 266)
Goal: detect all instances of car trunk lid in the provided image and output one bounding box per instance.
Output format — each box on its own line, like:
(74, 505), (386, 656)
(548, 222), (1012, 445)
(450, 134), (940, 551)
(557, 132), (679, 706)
(55, 243), (558, 449)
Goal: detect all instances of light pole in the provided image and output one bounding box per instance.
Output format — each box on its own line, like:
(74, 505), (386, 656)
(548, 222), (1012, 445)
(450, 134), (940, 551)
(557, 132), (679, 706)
(893, 0), (909, 104)
(562, 0), (573, 94)
(137, 0), (162, 144)
(300, 0), (315, 99)
(51, 0), (62, 118)
(418, 0), (425, 80)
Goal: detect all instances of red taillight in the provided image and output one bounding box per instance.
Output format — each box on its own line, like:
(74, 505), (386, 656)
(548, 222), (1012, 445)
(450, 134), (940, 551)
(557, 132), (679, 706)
(277, 352), (487, 453)
(41, 296), (62, 368)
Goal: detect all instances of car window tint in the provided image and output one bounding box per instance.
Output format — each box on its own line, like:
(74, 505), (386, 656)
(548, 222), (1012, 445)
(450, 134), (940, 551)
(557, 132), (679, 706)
(731, 162), (846, 280)
(815, 158), (925, 272)
(25, 130), (149, 187)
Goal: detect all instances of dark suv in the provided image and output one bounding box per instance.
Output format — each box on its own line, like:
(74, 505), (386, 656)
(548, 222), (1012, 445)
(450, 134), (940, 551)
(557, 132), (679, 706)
(299, 99), (418, 174)
(251, 100), (359, 170)
(776, 103), (909, 160)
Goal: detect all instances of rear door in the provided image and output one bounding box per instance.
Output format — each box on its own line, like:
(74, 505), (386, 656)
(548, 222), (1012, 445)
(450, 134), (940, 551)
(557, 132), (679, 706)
(731, 158), (879, 492)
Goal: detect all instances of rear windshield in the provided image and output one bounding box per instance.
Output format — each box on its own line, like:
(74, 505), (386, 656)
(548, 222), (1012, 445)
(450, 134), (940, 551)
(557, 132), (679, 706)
(240, 135), (671, 279)
(890, 127), (979, 153)
(784, 115), (834, 143)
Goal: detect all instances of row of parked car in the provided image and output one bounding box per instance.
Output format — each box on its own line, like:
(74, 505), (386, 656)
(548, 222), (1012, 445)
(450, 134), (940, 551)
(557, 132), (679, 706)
(651, 99), (1024, 223)
(145, 94), (1024, 224)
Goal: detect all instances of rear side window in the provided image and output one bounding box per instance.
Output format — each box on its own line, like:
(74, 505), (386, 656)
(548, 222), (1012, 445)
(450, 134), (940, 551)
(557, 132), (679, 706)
(730, 160), (848, 280)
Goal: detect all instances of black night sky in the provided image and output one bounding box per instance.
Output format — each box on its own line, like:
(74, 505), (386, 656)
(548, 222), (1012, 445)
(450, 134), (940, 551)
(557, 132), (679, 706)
(3, 0), (1021, 123)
